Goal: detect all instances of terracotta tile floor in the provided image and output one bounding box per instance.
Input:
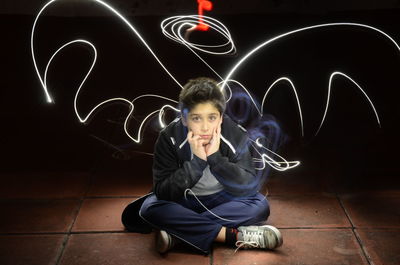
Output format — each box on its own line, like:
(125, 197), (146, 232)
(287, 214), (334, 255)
(0, 170), (399, 265)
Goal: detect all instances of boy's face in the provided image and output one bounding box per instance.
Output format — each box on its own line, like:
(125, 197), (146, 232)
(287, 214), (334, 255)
(183, 102), (222, 145)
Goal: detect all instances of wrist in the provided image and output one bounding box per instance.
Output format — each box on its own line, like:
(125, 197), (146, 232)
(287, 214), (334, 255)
(193, 151), (207, 161)
(192, 154), (208, 169)
(207, 150), (223, 166)
(206, 149), (218, 157)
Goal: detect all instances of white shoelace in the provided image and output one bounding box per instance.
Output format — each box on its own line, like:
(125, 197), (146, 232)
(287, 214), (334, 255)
(234, 230), (263, 252)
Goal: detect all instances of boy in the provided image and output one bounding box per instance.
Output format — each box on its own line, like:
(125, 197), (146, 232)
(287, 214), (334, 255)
(138, 77), (282, 254)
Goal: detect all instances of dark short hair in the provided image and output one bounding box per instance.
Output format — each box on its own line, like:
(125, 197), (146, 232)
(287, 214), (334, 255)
(179, 77), (226, 117)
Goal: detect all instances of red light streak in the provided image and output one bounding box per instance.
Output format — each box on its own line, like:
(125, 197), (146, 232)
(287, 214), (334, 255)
(195, 0), (213, 31)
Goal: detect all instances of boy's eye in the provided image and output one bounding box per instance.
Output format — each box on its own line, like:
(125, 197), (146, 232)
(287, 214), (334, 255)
(209, 116), (216, 121)
(192, 117), (200, 121)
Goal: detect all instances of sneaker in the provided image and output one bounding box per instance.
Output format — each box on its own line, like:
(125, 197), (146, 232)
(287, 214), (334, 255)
(235, 225), (283, 251)
(155, 230), (176, 254)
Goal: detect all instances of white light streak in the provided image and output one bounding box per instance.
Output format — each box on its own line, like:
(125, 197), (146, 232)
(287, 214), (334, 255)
(158, 104), (180, 128)
(218, 79), (262, 115)
(220, 22), (396, 135)
(261, 77), (304, 137)
(315, 71), (381, 135)
(251, 138), (300, 171)
(43, 39), (97, 111)
(31, 0), (184, 104)
(221, 22), (400, 91)
(130, 94), (179, 129)
(31, 0), (58, 103)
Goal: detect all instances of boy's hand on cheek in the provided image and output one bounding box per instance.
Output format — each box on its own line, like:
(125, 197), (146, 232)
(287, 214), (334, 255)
(205, 122), (221, 157)
(187, 131), (207, 161)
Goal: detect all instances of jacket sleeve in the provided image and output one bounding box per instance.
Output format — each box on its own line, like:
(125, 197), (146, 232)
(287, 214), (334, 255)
(152, 131), (208, 201)
(207, 139), (258, 196)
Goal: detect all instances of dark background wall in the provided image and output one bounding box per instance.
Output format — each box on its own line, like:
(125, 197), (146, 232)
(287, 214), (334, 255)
(1, 0), (399, 190)
(1, 0), (400, 16)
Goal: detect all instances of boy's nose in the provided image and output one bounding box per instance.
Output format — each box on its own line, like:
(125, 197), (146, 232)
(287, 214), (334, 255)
(201, 122), (209, 131)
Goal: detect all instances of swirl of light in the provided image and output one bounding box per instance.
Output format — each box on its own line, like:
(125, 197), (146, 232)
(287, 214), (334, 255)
(161, 15), (236, 55)
(161, 14), (237, 83)
(218, 79), (301, 170)
(251, 138), (300, 171)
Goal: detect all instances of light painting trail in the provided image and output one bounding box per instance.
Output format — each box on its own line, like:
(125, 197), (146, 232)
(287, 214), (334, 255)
(31, 0), (398, 178)
(161, 14), (236, 83)
(194, 0), (213, 31)
(220, 22), (400, 136)
(316, 71), (381, 136)
(31, 0), (184, 105)
(261, 77), (304, 137)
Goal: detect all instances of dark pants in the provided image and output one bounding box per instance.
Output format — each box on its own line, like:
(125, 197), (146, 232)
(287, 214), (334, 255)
(139, 190), (269, 253)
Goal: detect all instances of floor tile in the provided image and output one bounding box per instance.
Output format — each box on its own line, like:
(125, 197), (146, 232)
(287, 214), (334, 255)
(72, 198), (134, 232)
(265, 170), (332, 195)
(348, 188), (400, 196)
(0, 234), (66, 265)
(88, 152), (154, 197)
(0, 171), (90, 199)
(213, 229), (368, 265)
(59, 233), (209, 265)
(340, 194), (400, 228)
(87, 172), (152, 197)
(0, 200), (79, 233)
(267, 194), (351, 228)
(356, 229), (400, 265)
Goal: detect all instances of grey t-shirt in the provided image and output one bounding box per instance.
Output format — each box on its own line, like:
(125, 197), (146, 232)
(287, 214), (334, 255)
(190, 165), (224, 196)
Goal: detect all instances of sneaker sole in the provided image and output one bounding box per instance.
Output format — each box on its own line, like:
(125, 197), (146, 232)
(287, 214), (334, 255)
(156, 230), (171, 254)
(261, 225), (283, 248)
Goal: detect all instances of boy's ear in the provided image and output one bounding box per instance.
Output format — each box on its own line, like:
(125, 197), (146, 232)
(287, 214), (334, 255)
(181, 115), (187, 126)
(181, 108), (189, 127)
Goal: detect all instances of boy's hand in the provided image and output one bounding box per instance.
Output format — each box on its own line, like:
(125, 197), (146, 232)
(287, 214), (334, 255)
(187, 131), (207, 161)
(205, 121), (221, 157)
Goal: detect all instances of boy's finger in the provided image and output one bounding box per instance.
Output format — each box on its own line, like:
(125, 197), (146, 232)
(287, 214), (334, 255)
(197, 140), (204, 147)
(192, 135), (201, 141)
(215, 123), (220, 135)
